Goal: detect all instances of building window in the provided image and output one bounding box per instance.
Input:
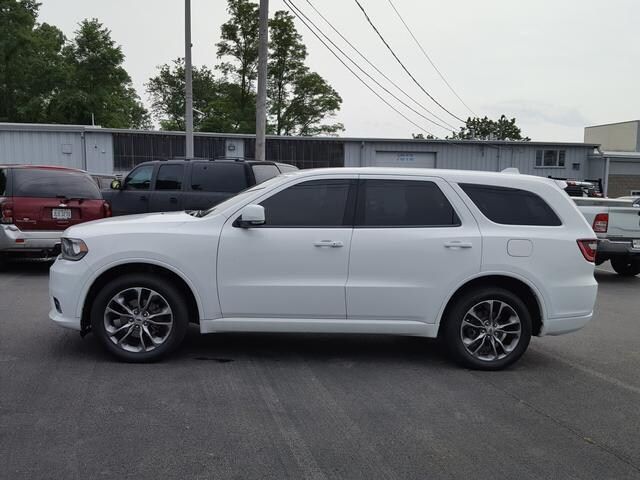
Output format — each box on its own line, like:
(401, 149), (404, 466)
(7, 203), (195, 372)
(535, 149), (566, 168)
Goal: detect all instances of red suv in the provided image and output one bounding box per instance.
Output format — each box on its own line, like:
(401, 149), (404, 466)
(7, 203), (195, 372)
(0, 165), (111, 261)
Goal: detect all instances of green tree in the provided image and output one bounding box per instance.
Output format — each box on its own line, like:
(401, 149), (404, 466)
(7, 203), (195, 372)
(0, 0), (67, 122)
(412, 133), (436, 140)
(448, 115), (530, 141)
(146, 58), (220, 131)
(215, 0), (259, 132)
(48, 19), (149, 128)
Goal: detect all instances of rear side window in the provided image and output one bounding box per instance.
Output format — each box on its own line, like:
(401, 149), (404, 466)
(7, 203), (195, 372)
(252, 164), (281, 184)
(259, 179), (355, 227)
(0, 169), (7, 196)
(191, 163), (248, 193)
(460, 183), (561, 226)
(12, 169), (101, 199)
(156, 164), (184, 191)
(356, 179), (460, 227)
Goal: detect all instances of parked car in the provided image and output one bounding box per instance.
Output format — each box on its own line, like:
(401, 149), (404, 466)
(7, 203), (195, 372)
(0, 165), (111, 263)
(571, 196), (640, 275)
(102, 159), (297, 216)
(50, 168), (598, 369)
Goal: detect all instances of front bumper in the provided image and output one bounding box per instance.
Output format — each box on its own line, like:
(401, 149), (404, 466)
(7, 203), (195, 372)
(49, 257), (89, 331)
(0, 224), (62, 254)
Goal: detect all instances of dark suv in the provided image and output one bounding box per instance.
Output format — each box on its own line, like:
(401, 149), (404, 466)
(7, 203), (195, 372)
(103, 159), (297, 216)
(0, 165), (111, 260)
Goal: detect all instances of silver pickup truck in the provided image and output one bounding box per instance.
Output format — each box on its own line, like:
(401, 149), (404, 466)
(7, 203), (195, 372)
(572, 197), (640, 275)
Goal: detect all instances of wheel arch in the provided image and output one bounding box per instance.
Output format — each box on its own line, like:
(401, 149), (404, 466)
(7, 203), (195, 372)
(80, 262), (202, 335)
(436, 273), (546, 337)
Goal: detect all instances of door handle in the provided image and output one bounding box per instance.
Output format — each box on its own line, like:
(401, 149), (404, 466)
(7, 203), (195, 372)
(444, 241), (473, 249)
(140, 195), (148, 201)
(169, 197), (178, 203)
(314, 240), (344, 248)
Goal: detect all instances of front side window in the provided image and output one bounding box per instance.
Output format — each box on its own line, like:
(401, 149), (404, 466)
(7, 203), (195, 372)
(356, 179), (460, 227)
(460, 183), (561, 226)
(12, 168), (101, 199)
(124, 165), (154, 190)
(259, 179), (355, 227)
(156, 164), (184, 191)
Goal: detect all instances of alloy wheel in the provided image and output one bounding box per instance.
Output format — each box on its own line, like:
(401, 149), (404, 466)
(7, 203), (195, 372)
(459, 299), (522, 362)
(103, 287), (174, 353)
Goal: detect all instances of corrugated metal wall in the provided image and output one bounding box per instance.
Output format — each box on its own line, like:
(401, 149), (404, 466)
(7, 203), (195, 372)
(0, 130), (84, 168)
(0, 129), (114, 173)
(345, 141), (596, 180)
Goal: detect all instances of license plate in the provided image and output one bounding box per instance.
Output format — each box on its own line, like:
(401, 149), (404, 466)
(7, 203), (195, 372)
(633, 239), (640, 250)
(52, 208), (72, 220)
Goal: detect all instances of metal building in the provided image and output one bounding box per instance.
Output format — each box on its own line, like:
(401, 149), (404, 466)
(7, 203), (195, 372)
(0, 122), (626, 194)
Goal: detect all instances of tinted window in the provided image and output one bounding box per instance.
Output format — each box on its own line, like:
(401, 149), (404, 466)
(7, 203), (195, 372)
(259, 179), (354, 227)
(356, 180), (459, 227)
(460, 183), (561, 226)
(12, 169), (101, 199)
(191, 163), (248, 193)
(0, 169), (6, 196)
(125, 165), (154, 190)
(156, 164), (184, 190)
(252, 164), (280, 184)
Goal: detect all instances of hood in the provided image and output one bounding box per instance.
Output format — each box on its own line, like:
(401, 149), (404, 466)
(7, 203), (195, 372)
(64, 211), (200, 238)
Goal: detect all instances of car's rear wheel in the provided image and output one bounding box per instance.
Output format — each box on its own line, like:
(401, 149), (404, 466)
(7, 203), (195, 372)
(610, 257), (640, 276)
(442, 287), (532, 370)
(91, 274), (189, 362)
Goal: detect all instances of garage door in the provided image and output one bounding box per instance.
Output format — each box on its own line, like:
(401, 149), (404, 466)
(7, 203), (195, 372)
(373, 151), (436, 168)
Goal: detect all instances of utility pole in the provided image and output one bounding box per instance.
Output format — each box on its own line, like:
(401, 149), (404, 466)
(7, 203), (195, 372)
(255, 0), (269, 161)
(184, 0), (194, 159)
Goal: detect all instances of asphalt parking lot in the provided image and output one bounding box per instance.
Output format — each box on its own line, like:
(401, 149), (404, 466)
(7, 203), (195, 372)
(0, 262), (639, 480)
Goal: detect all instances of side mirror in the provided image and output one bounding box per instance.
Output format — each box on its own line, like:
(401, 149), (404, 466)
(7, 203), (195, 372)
(234, 204), (265, 228)
(110, 179), (122, 190)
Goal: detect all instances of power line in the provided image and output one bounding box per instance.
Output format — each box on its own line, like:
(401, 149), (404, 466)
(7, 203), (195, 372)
(353, 0), (466, 124)
(289, 0), (452, 132)
(282, 0), (437, 137)
(386, 0), (477, 117)
(303, 0), (456, 131)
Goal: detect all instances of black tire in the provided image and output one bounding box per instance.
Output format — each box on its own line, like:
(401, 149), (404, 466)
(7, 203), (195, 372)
(442, 287), (532, 371)
(610, 257), (640, 276)
(91, 273), (189, 362)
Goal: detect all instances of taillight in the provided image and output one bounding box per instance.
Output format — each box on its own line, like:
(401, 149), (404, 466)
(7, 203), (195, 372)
(592, 213), (608, 233)
(103, 201), (112, 218)
(577, 239), (598, 263)
(0, 199), (13, 224)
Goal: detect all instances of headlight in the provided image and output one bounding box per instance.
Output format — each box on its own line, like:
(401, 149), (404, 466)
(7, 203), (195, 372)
(61, 238), (88, 261)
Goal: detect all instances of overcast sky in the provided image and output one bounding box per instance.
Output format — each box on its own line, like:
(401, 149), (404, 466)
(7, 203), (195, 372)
(39, 0), (639, 141)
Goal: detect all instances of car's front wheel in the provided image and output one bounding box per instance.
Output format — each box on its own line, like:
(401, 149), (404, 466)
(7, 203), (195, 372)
(91, 274), (189, 362)
(610, 257), (640, 276)
(442, 287), (532, 370)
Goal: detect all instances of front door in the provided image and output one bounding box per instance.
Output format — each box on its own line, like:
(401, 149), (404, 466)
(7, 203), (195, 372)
(112, 164), (154, 216)
(217, 176), (357, 319)
(346, 176), (482, 324)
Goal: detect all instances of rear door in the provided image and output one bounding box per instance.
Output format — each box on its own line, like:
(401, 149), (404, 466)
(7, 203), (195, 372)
(182, 162), (250, 211)
(149, 164), (185, 212)
(11, 168), (105, 231)
(346, 175), (481, 324)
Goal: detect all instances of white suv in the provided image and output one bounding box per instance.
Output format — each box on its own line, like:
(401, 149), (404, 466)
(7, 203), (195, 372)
(49, 168), (598, 369)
